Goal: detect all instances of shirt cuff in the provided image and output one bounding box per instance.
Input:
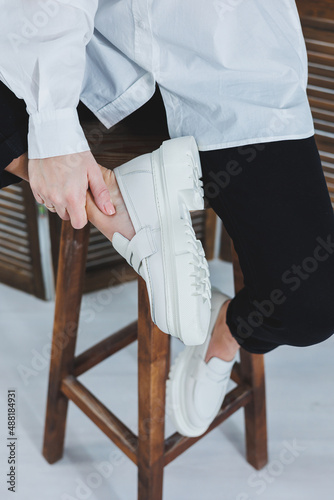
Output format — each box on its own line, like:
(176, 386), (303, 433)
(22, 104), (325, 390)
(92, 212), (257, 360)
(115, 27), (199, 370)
(28, 108), (90, 159)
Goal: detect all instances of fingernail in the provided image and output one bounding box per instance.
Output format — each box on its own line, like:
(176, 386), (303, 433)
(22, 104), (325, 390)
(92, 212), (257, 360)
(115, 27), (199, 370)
(104, 201), (116, 215)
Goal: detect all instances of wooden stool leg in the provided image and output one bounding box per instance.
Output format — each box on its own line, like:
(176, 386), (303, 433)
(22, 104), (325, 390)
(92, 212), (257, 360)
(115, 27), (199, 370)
(43, 221), (90, 464)
(232, 244), (268, 470)
(137, 277), (170, 500)
(240, 350), (268, 469)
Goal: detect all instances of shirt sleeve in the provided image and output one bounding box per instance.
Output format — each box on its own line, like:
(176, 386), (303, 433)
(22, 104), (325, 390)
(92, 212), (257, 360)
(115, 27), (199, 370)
(0, 0), (98, 159)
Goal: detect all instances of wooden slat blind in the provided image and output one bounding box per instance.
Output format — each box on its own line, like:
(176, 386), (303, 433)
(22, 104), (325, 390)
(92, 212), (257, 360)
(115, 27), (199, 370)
(0, 182), (45, 298)
(297, 1), (334, 206)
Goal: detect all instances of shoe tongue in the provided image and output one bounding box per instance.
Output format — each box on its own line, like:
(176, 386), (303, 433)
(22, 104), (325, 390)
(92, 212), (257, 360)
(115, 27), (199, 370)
(207, 356), (235, 375)
(112, 232), (130, 258)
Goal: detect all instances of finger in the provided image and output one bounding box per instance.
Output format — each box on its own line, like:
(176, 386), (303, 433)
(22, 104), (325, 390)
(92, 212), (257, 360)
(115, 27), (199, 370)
(65, 199), (88, 230)
(88, 164), (115, 216)
(34, 192), (45, 205)
(86, 188), (104, 227)
(60, 209), (70, 221)
(85, 189), (96, 217)
(52, 204), (70, 221)
(42, 196), (56, 211)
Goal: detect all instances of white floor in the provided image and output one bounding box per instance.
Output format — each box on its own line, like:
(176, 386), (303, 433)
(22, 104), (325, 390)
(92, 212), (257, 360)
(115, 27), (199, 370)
(0, 259), (333, 500)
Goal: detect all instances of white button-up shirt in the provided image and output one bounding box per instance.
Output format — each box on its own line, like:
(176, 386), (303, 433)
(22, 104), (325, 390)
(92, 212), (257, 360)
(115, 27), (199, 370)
(0, 0), (314, 159)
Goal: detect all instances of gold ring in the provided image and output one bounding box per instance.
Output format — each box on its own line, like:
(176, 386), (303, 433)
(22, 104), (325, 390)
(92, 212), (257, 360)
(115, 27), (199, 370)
(45, 204), (56, 212)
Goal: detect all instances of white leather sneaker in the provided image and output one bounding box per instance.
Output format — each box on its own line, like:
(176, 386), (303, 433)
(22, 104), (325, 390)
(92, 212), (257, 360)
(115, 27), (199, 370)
(112, 136), (211, 346)
(166, 289), (236, 436)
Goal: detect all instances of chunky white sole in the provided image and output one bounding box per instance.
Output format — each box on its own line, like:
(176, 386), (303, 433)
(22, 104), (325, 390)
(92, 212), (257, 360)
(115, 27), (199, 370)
(166, 290), (233, 436)
(151, 136), (208, 345)
(167, 347), (208, 437)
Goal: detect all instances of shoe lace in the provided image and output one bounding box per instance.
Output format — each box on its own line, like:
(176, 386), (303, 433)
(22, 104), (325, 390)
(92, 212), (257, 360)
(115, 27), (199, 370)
(184, 216), (211, 302)
(195, 176), (205, 199)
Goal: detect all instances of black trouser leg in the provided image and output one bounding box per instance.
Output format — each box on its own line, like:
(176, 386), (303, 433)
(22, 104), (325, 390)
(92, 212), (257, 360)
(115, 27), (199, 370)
(200, 136), (334, 354)
(0, 81), (28, 189)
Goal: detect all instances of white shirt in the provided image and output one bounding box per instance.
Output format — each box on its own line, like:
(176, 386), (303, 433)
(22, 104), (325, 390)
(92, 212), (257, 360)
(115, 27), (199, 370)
(0, 0), (314, 159)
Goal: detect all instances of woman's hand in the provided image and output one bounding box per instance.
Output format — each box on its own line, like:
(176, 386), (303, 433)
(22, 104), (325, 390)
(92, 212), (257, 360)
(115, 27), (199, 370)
(86, 165), (135, 242)
(28, 151), (115, 229)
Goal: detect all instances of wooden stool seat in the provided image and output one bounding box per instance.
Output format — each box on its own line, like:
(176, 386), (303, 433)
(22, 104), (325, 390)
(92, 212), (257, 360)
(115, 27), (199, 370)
(42, 126), (268, 500)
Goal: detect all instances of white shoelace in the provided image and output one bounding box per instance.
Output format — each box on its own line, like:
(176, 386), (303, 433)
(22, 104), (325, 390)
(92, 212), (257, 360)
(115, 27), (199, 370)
(184, 217), (211, 302)
(195, 176), (205, 200)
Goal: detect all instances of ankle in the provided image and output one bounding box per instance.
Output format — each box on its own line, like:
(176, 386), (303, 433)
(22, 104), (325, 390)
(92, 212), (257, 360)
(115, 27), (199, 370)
(205, 299), (240, 363)
(86, 167), (136, 242)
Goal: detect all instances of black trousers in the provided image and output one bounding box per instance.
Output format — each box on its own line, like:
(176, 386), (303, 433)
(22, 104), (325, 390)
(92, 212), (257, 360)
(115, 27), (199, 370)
(0, 82), (28, 188)
(1, 81), (334, 354)
(200, 138), (334, 353)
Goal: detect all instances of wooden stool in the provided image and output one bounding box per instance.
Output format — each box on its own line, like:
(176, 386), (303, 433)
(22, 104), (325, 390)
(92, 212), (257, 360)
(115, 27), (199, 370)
(42, 131), (268, 500)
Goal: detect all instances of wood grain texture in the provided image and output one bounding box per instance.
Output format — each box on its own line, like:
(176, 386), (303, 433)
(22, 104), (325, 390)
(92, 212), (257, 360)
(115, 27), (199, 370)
(220, 223), (233, 262)
(0, 182), (45, 298)
(164, 384), (253, 466)
(204, 207), (217, 260)
(240, 350), (268, 470)
(42, 221), (90, 464)
(61, 376), (138, 464)
(296, 0), (334, 19)
(137, 277), (170, 500)
(295, 0), (334, 207)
